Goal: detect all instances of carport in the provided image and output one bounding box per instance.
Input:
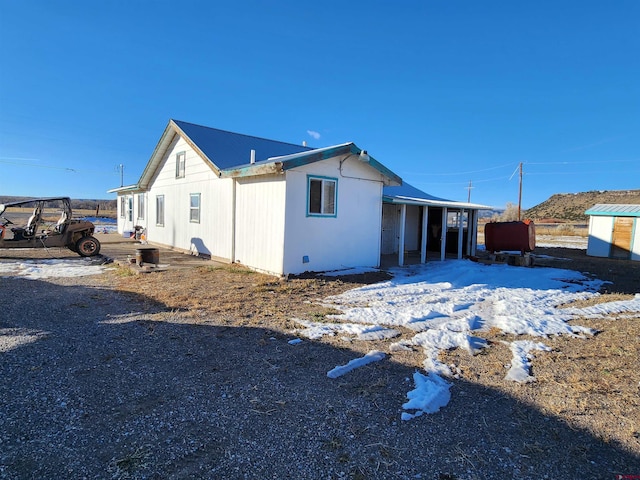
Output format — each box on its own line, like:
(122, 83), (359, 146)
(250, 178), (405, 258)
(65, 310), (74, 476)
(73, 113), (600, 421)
(381, 183), (490, 267)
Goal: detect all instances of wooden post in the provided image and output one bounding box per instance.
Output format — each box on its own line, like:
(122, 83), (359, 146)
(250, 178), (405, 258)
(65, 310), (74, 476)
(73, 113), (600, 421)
(398, 204), (406, 266)
(518, 162), (523, 221)
(420, 206), (428, 264)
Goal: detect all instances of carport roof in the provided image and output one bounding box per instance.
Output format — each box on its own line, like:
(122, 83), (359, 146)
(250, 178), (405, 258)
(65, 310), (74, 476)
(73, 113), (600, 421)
(383, 183), (491, 210)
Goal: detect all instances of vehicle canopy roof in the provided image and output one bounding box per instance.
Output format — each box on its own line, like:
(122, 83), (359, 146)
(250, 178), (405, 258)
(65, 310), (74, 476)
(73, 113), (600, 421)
(0, 197), (71, 215)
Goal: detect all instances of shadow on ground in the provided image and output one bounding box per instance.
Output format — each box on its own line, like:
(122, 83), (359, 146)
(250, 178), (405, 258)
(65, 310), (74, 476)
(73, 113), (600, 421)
(0, 277), (638, 479)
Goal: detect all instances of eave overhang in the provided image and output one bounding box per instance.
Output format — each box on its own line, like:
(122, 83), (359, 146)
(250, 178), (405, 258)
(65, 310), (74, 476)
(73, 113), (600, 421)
(219, 142), (402, 186)
(107, 184), (143, 194)
(383, 195), (492, 210)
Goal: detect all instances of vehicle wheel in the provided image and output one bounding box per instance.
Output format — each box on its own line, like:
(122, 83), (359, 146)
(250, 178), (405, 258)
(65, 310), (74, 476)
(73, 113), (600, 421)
(76, 236), (101, 257)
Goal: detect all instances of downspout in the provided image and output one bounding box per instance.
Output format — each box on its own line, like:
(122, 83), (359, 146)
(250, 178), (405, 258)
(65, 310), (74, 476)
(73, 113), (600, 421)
(231, 178), (236, 263)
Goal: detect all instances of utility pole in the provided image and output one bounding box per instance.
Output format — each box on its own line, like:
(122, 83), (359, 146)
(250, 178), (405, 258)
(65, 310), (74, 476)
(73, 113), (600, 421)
(467, 180), (473, 203)
(119, 164), (124, 187)
(517, 162), (523, 221)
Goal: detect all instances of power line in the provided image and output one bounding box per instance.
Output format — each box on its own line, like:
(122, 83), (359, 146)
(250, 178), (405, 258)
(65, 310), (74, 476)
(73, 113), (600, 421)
(0, 158), (118, 175)
(0, 159), (77, 172)
(402, 162), (515, 177)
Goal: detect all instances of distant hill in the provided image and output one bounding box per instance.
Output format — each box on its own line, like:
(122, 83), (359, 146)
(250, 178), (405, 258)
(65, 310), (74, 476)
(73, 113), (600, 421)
(0, 196), (116, 212)
(525, 189), (640, 223)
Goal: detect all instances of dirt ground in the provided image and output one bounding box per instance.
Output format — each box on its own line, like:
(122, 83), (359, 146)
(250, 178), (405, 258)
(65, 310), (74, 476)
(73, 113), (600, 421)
(111, 245), (640, 474)
(1, 242), (639, 479)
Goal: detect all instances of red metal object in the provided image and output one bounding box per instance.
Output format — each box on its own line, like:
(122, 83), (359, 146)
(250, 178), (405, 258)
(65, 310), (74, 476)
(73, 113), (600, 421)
(485, 220), (536, 254)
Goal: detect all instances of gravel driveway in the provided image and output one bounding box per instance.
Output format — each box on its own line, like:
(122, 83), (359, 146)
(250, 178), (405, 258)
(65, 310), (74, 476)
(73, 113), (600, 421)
(1, 253), (639, 479)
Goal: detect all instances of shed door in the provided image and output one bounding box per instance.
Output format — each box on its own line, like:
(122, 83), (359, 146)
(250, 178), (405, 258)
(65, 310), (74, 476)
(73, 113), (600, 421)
(610, 217), (633, 259)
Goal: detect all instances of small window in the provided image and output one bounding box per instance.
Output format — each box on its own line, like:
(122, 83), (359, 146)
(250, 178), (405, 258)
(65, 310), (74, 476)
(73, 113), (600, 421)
(307, 176), (337, 217)
(137, 194), (145, 220)
(119, 196), (126, 218)
(189, 193), (201, 223)
(156, 195), (165, 227)
(175, 151), (186, 178)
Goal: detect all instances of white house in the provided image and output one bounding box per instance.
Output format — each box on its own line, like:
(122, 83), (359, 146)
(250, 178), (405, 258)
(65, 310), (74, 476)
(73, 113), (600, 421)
(110, 120), (489, 276)
(585, 204), (640, 261)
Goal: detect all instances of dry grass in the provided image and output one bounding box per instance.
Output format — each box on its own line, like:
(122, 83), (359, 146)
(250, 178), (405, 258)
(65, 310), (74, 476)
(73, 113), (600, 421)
(111, 246), (640, 459)
(114, 264), (376, 331)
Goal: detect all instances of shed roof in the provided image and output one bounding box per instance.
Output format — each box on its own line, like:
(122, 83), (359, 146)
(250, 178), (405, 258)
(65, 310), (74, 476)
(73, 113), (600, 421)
(383, 182), (491, 210)
(585, 204), (640, 217)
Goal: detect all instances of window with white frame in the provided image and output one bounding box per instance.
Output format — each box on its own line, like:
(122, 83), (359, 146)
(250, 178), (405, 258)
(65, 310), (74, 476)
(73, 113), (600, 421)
(137, 194), (145, 220)
(307, 175), (337, 217)
(120, 196), (126, 218)
(156, 195), (165, 226)
(189, 193), (200, 223)
(175, 151), (186, 178)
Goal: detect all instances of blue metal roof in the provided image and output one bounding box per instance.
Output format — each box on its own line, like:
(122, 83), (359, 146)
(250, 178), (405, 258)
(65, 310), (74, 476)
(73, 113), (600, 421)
(220, 142), (403, 186)
(383, 182), (491, 210)
(384, 183), (452, 202)
(585, 204), (640, 217)
(173, 120), (312, 170)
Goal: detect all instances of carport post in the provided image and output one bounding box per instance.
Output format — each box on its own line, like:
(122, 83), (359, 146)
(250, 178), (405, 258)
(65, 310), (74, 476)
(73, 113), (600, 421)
(398, 204), (406, 266)
(471, 210), (478, 255)
(466, 209), (475, 256)
(420, 206), (428, 264)
(440, 207), (447, 261)
(457, 209), (465, 259)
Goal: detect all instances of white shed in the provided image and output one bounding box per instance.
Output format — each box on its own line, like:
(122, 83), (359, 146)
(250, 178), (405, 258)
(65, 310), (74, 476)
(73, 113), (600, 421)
(585, 204), (640, 261)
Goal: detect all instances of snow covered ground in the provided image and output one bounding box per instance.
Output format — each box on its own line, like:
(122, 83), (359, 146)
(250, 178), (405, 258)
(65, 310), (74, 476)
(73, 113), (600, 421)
(2, 235), (638, 421)
(294, 260), (640, 420)
(0, 258), (111, 279)
(534, 234), (588, 249)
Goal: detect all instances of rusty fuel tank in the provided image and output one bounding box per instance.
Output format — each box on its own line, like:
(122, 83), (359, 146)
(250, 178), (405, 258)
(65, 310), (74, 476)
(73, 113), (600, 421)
(484, 220), (536, 254)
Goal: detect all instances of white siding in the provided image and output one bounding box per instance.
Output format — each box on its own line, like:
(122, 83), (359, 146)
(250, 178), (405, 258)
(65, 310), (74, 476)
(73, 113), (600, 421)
(234, 175), (287, 275)
(404, 205), (421, 251)
(146, 136), (233, 260)
(282, 156), (383, 274)
(587, 216), (613, 258)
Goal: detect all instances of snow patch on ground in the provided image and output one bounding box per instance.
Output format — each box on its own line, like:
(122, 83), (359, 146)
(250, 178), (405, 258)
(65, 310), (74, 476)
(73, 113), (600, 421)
(0, 258), (109, 279)
(326, 350), (386, 378)
(294, 260), (640, 420)
(401, 372), (452, 420)
(504, 340), (552, 383)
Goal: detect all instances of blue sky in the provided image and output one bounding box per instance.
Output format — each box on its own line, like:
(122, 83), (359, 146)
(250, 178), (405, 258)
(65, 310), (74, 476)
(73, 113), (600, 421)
(1, 1), (638, 209)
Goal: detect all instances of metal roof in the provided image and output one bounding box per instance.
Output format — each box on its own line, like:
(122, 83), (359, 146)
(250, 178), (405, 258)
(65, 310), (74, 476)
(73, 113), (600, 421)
(585, 204), (640, 217)
(220, 142), (402, 186)
(383, 183), (491, 210)
(173, 120), (312, 169)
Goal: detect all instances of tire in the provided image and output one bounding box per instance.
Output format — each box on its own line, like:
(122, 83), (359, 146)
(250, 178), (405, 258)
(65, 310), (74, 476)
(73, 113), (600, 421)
(76, 236), (101, 257)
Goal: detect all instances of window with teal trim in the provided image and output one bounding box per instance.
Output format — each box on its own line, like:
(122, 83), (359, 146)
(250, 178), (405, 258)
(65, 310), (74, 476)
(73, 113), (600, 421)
(307, 176), (337, 216)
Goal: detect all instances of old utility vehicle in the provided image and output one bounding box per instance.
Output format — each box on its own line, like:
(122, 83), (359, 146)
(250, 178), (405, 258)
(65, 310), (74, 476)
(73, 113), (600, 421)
(0, 197), (101, 256)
